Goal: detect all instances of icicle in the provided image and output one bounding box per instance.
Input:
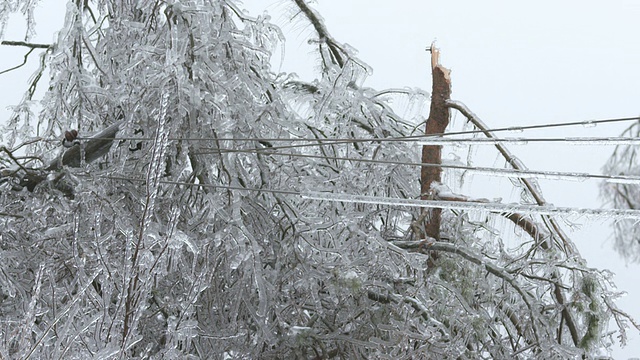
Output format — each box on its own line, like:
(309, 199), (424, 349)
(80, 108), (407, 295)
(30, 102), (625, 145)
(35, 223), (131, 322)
(141, 90), (172, 233)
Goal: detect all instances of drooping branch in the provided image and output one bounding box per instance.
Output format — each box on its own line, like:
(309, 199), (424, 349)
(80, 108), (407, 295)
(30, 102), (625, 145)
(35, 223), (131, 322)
(366, 290), (430, 321)
(444, 99), (580, 347)
(445, 101), (545, 202)
(392, 238), (541, 345)
(292, 0), (344, 68)
(432, 185), (549, 242)
(445, 100), (573, 252)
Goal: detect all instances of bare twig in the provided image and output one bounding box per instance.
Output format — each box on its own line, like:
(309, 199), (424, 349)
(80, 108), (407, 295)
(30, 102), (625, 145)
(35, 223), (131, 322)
(0, 48), (36, 75)
(0, 41), (51, 76)
(1, 40), (51, 49)
(292, 0), (344, 68)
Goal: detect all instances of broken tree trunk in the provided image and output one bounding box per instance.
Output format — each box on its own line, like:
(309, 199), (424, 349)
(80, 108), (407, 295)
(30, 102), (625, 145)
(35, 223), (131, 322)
(421, 44), (452, 240)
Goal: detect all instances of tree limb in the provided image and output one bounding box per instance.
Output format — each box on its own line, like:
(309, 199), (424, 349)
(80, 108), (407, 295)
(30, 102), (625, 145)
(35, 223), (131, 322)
(394, 239), (542, 343)
(1, 121), (126, 192)
(445, 99), (580, 347)
(292, 0), (344, 68)
(1, 40), (51, 49)
(433, 186), (549, 242)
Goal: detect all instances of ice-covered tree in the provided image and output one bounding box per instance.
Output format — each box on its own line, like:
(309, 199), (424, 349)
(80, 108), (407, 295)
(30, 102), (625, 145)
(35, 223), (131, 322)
(0, 1), (636, 358)
(602, 122), (640, 262)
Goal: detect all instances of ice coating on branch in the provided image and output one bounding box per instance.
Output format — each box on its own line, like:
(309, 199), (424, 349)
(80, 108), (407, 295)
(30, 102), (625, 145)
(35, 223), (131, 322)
(0, 1), (632, 358)
(169, 229), (198, 254)
(601, 121), (640, 261)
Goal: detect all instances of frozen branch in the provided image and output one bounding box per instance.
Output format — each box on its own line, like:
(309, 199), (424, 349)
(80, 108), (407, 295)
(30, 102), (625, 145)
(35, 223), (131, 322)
(445, 99), (580, 347)
(1, 120), (125, 192)
(445, 100), (574, 249)
(432, 183), (549, 241)
(1, 40), (51, 49)
(445, 100), (545, 205)
(393, 239), (542, 343)
(367, 290), (429, 321)
(292, 0), (344, 67)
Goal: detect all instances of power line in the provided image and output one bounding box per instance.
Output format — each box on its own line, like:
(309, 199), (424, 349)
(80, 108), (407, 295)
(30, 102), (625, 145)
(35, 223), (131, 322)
(236, 136), (640, 147)
(37, 115), (640, 147)
(302, 192), (640, 220)
(193, 148), (640, 185)
(413, 137), (640, 146)
(103, 176), (640, 220)
(445, 115), (639, 136)
(37, 134), (640, 159)
(27, 114), (640, 184)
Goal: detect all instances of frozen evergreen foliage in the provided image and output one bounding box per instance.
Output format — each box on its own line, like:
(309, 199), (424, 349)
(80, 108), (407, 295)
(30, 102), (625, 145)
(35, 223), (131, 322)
(0, 1), (635, 358)
(602, 122), (640, 262)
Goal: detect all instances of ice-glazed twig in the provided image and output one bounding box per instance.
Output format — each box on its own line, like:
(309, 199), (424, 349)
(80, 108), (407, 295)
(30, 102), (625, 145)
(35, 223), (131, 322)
(393, 239), (542, 344)
(292, 0), (344, 68)
(445, 99), (580, 346)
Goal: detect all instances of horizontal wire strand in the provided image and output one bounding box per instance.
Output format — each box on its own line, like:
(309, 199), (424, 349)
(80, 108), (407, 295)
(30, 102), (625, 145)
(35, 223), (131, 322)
(36, 114), (640, 145)
(192, 148), (640, 184)
(19, 114), (639, 185)
(52, 135), (640, 146)
(103, 176), (640, 220)
(106, 176), (299, 195)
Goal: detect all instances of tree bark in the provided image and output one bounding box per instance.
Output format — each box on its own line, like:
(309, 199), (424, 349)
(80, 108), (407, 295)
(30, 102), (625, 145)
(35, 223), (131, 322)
(421, 44), (451, 240)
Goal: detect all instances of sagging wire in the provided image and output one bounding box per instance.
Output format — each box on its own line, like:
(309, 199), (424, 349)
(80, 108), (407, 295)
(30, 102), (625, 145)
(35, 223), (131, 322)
(103, 176), (640, 220)
(25, 114), (640, 148)
(5, 114), (639, 188)
(190, 148), (640, 185)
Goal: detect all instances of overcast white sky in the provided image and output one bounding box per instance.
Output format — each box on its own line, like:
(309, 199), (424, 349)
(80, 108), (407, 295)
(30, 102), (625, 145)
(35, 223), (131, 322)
(2, 1), (640, 358)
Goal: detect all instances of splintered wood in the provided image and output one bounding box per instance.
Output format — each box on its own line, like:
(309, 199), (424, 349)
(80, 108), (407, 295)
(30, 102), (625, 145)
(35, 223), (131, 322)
(420, 44), (451, 240)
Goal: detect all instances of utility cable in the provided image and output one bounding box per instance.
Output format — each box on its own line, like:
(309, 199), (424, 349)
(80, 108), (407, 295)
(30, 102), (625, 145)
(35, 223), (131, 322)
(104, 176), (640, 220)
(33, 115), (640, 147)
(193, 148), (640, 185)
